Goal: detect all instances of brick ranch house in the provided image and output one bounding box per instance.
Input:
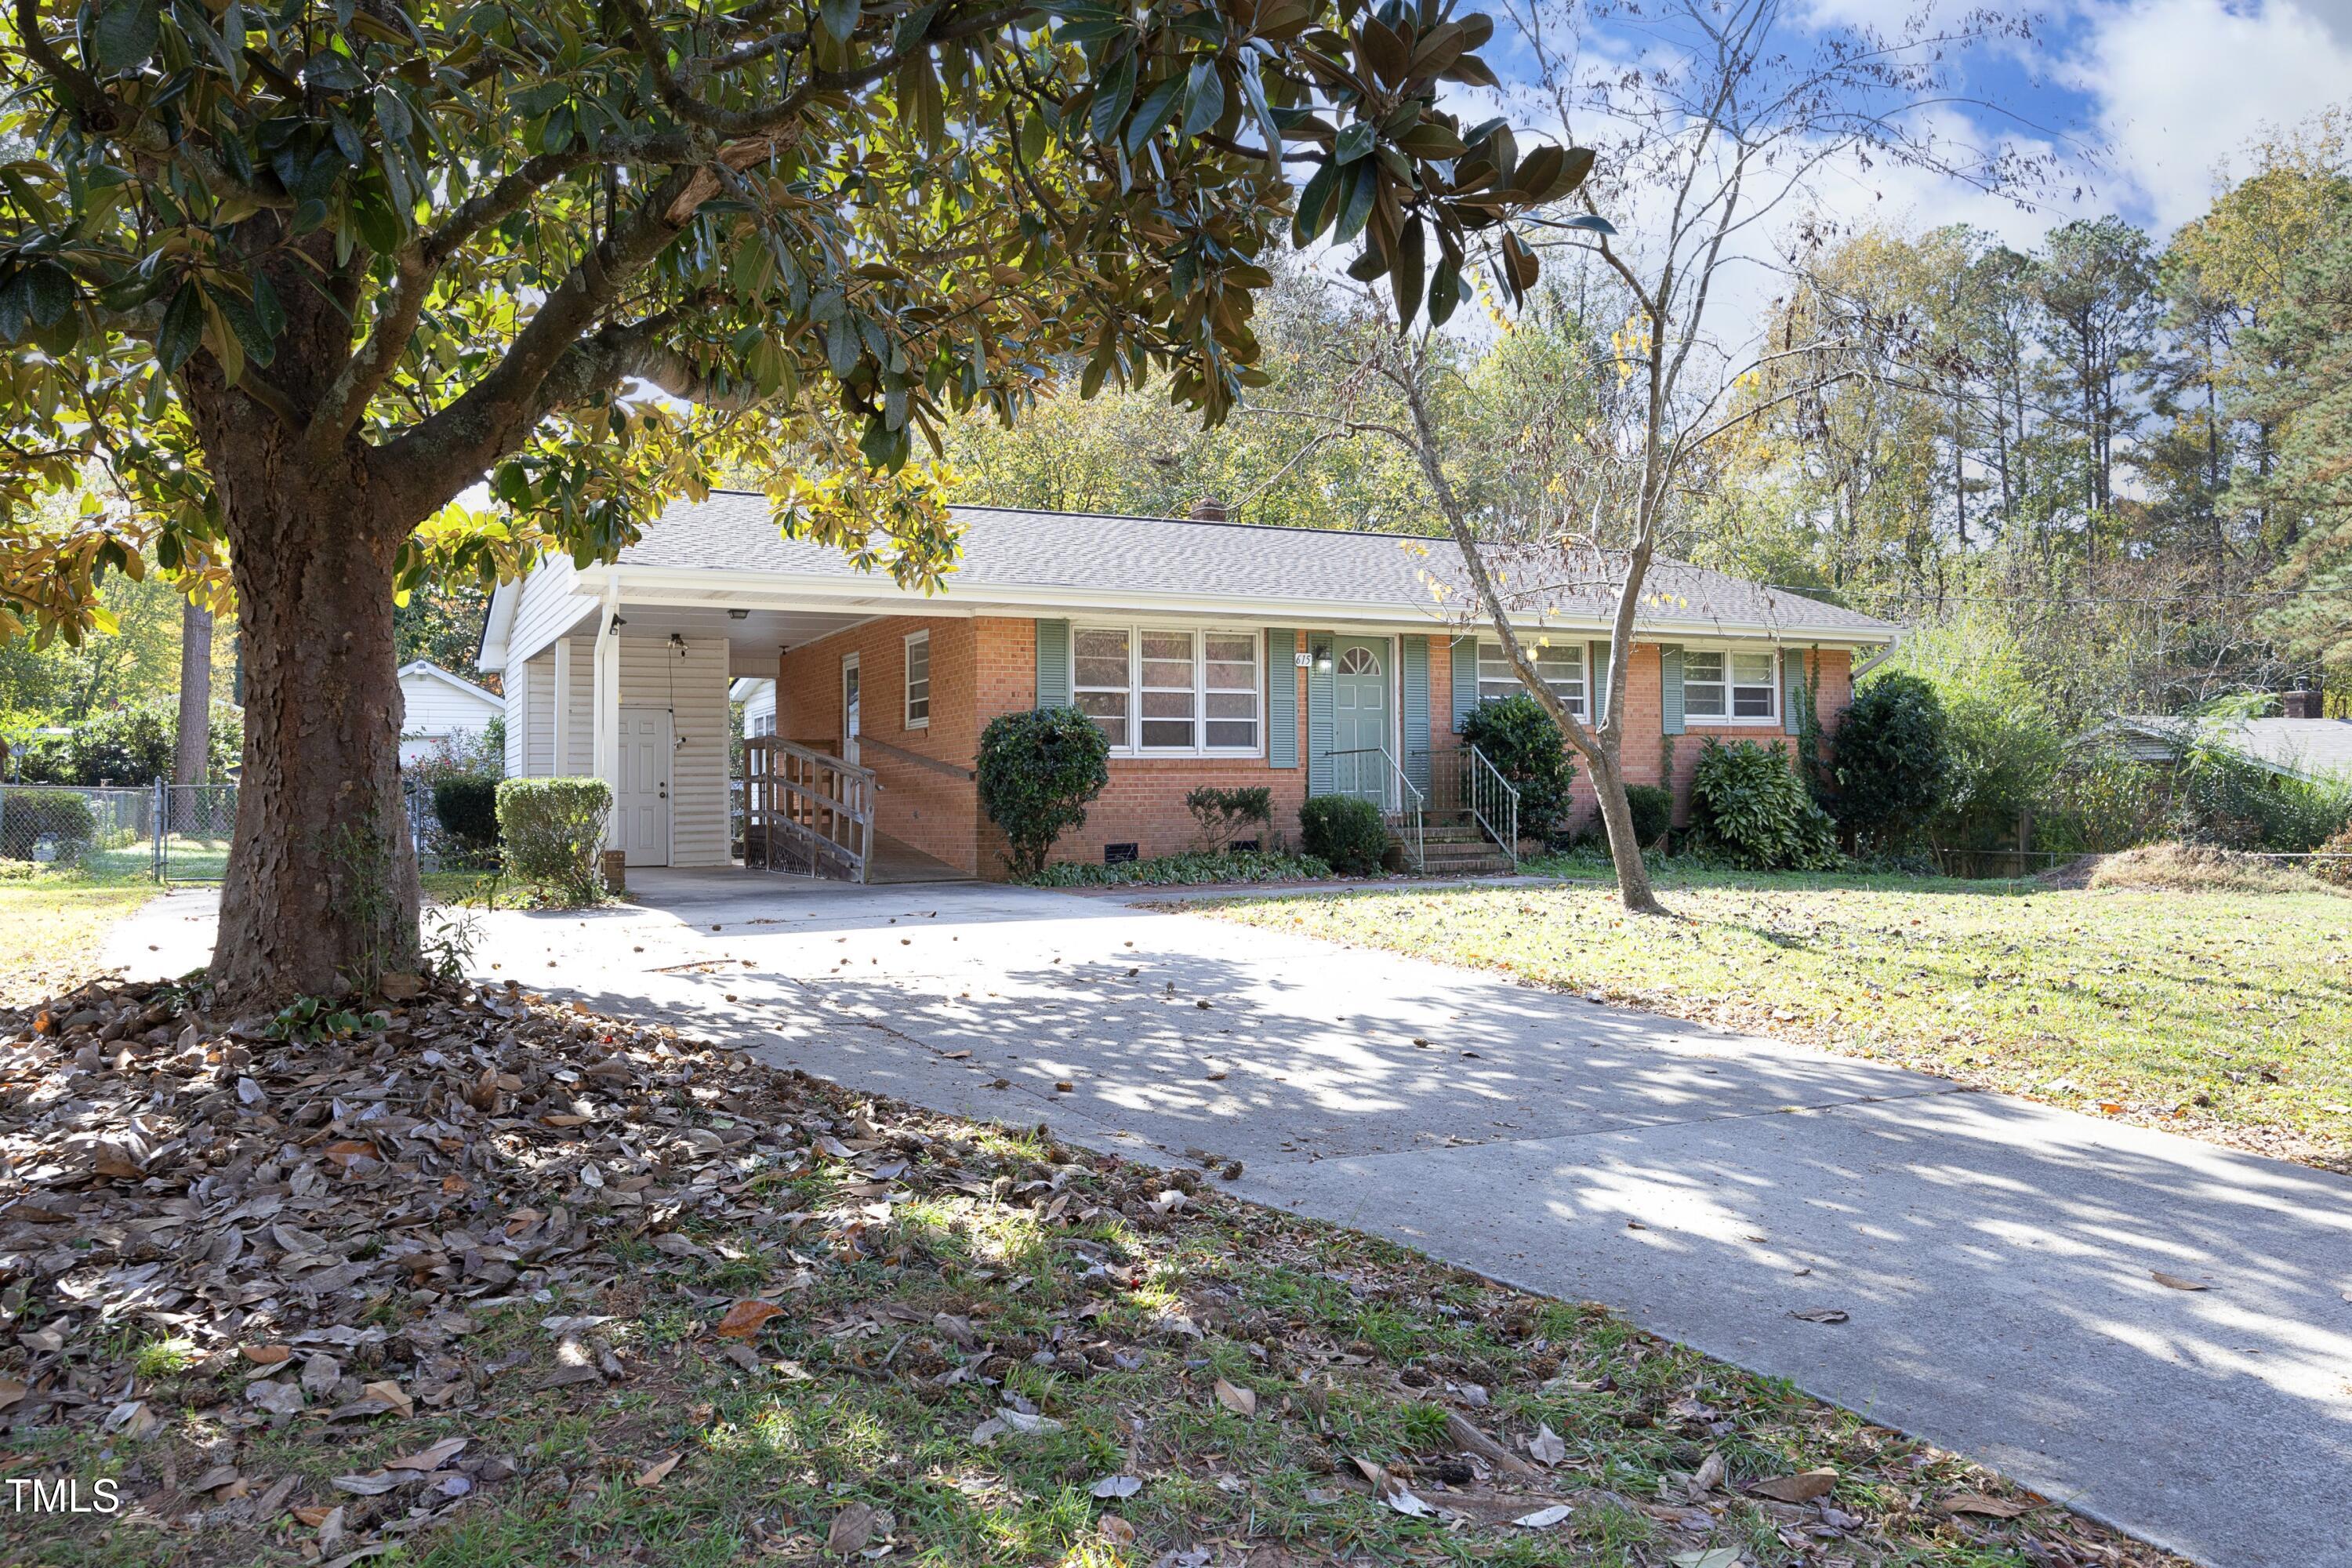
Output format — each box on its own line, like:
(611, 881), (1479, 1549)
(477, 495), (1896, 881)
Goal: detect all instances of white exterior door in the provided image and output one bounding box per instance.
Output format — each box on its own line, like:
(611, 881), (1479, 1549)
(840, 654), (861, 765)
(615, 706), (672, 866)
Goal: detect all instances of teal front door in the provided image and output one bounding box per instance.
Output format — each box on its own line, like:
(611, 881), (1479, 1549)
(1330, 637), (1390, 803)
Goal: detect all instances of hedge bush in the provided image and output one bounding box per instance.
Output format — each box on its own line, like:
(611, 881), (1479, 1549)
(976, 706), (1111, 875)
(1622, 783), (1673, 847)
(1022, 848), (1332, 888)
(432, 776), (502, 865)
(1185, 785), (1273, 851)
(1688, 739), (1841, 870)
(1831, 673), (1951, 848)
(1298, 793), (1389, 875)
(2170, 741), (2352, 853)
(1458, 693), (1576, 844)
(495, 777), (612, 904)
(2, 789), (96, 862)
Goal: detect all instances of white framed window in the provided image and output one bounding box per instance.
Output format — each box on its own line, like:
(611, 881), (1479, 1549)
(1073, 623), (1261, 755)
(1203, 631), (1260, 749)
(1074, 627), (1131, 747)
(903, 630), (931, 728)
(1478, 639), (1585, 716)
(1683, 647), (1778, 722)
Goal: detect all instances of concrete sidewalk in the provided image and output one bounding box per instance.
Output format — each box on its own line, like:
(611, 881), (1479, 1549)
(111, 872), (2352, 1568)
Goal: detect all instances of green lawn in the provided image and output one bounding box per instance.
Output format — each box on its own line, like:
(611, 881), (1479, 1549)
(1208, 869), (2352, 1171)
(0, 879), (154, 1007)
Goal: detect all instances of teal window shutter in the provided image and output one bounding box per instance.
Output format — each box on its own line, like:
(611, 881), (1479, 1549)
(1450, 636), (1479, 728)
(1401, 637), (1429, 793)
(1659, 644), (1685, 735)
(1306, 634), (1334, 794)
(1589, 641), (1613, 724)
(1035, 619), (1069, 709)
(1783, 648), (1807, 735)
(1267, 629), (1298, 768)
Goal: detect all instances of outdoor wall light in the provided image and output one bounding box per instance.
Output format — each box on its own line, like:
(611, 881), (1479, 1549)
(1313, 644), (1334, 673)
(608, 613), (626, 632)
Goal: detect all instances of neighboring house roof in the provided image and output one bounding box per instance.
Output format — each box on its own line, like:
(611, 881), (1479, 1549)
(397, 659), (502, 710)
(593, 494), (1897, 644)
(2097, 714), (2352, 782)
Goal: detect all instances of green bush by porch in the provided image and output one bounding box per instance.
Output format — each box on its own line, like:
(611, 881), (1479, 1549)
(978, 706), (1111, 876)
(495, 777), (612, 906)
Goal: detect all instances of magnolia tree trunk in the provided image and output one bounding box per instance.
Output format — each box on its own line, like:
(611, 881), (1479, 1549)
(187, 350), (421, 999)
(209, 477), (419, 997)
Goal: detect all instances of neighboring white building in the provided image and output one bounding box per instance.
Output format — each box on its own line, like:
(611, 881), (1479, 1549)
(397, 660), (504, 770)
(731, 677), (776, 737)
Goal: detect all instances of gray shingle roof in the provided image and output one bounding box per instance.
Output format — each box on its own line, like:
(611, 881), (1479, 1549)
(2108, 715), (2352, 782)
(615, 493), (1897, 640)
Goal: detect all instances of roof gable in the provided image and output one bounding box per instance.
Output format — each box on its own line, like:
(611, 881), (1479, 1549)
(397, 660), (502, 707)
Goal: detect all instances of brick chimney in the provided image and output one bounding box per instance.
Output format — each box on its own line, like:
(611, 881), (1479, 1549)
(2282, 680), (2324, 720)
(1190, 496), (1227, 522)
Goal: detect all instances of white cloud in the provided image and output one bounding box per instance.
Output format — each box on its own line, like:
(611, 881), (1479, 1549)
(2063, 0), (2352, 234)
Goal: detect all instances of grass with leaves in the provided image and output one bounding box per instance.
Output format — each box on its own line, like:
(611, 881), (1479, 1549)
(0, 875), (153, 1007)
(1207, 866), (2352, 1171)
(2, 978), (2180, 1568)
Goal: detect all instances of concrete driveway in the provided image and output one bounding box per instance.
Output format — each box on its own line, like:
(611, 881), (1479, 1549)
(111, 871), (2352, 1568)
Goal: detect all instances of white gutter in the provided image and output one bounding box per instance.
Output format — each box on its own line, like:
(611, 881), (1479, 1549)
(576, 563), (1898, 647)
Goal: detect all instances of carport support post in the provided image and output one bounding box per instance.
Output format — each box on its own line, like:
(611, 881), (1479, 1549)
(591, 583), (621, 849)
(552, 638), (572, 773)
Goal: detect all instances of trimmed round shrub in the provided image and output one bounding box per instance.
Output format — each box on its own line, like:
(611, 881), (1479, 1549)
(1458, 693), (1576, 844)
(2, 788), (97, 862)
(1298, 793), (1388, 875)
(432, 776), (502, 864)
(1622, 783), (1673, 847)
(977, 706), (1111, 876)
(495, 777), (612, 904)
(1689, 739), (1841, 870)
(1831, 672), (1951, 847)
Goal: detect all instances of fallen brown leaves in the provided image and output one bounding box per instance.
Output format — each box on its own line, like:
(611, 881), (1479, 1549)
(0, 971), (2200, 1568)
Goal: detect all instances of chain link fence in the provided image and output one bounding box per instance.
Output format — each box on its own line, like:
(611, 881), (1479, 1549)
(0, 782), (241, 884)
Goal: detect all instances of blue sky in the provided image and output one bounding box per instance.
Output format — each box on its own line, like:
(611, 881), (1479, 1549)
(1486, 0), (2351, 254)
(1795, 0), (2350, 241)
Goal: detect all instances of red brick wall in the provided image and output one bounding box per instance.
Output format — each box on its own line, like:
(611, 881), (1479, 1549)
(777, 615), (986, 875)
(778, 620), (1858, 870)
(983, 626), (1310, 873)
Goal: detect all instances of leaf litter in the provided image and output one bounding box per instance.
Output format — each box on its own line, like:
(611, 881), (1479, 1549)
(0, 973), (2195, 1566)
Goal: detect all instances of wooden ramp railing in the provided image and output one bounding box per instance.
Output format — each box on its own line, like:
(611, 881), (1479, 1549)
(744, 736), (877, 883)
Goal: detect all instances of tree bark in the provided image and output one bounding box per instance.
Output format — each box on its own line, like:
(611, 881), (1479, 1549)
(1583, 742), (1661, 913)
(172, 600), (213, 831)
(192, 397), (420, 1000)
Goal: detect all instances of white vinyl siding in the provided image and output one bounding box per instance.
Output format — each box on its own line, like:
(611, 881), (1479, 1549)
(508, 555), (598, 667)
(1683, 648), (1779, 722)
(1476, 640), (1584, 715)
(616, 635), (729, 867)
(1075, 624), (1261, 756)
(397, 671), (501, 739)
(903, 630), (931, 728)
